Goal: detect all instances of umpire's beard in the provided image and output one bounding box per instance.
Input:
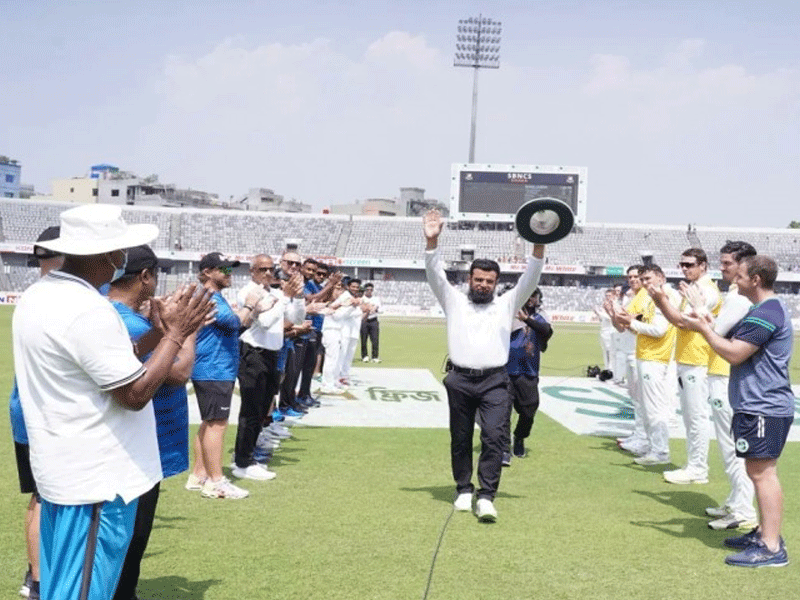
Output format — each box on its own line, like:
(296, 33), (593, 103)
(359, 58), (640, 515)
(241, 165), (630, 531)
(468, 288), (494, 305)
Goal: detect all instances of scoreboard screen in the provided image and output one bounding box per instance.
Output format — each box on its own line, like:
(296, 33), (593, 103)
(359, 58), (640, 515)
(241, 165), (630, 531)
(450, 163), (587, 224)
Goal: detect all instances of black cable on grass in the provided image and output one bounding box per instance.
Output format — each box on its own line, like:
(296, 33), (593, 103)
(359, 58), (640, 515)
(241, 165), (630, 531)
(421, 505), (456, 600)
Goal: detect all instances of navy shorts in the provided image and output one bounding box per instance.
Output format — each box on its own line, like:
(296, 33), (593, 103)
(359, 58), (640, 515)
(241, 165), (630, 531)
(732, 413), (793, 460)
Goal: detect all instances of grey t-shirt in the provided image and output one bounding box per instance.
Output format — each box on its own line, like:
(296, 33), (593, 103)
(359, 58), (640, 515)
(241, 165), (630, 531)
(728, 297), (795, 417)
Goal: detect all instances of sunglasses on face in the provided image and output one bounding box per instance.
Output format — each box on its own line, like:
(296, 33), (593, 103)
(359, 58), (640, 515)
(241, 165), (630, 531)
(283, 260), (301, 267)
(315, 271), (327, 276)
(256, 266), (275, 273)
(679, 262), (699, 269)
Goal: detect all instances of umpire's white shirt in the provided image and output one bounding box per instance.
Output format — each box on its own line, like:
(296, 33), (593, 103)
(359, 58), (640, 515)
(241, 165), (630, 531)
(12, 271), (161, 505)
(425, 249), (544, 369)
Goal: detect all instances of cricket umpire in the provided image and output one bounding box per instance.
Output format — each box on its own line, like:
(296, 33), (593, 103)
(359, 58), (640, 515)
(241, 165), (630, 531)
(423, 209), (545, 522)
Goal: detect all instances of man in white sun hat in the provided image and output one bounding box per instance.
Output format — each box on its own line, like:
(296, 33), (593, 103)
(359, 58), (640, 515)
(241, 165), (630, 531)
(12, 204), (214, 600)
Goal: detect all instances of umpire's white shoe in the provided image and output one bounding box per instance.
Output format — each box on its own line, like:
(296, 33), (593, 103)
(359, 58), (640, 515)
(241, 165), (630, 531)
(475, 498), (497, 523)
(454, 493), (473, 512)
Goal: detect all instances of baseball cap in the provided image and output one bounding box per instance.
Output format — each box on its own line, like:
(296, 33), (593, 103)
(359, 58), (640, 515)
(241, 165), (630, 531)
(122, 245), (174, 276)
(199, 252), (241, 272)
(28, 226), (62, 267)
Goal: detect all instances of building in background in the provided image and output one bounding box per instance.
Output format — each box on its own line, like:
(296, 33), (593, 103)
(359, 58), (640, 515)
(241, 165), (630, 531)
(328, 197), (400, 216)
(45, 164), (221, 208)
(0, 156), (22, 198)
(401, 187), (448, 217)
(51, 176), (98, 203)
(234, 188), (311, 212)
(327, 188), (448, 217)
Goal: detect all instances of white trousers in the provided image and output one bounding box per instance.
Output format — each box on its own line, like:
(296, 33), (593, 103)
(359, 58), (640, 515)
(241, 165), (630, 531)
(708, 375), (756, 520)
(321, 329), (343, 389)
(614, 348), (628, 383)
(600, 331), (614, 371)
(677, 363), (710, 476)
(626, 354), (646, 442)
(638, 360), (670, 456)
(339, 337), (359, 381)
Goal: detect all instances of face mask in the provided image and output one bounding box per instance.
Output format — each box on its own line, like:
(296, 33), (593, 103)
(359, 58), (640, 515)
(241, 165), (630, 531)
(108, 249), (128, 283)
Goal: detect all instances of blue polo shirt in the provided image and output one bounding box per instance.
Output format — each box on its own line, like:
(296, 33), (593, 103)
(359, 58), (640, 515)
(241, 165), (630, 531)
(728, 297), (795, 418)
(112, 301), (189, 478)
(192, 291), (241, 381)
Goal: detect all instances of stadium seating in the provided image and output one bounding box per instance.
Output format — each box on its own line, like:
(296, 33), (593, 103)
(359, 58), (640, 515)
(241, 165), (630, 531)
(1, 199), (797, 315)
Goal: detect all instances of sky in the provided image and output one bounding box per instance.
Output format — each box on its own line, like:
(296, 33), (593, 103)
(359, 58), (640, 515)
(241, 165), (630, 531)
(2, 0), (799, 228)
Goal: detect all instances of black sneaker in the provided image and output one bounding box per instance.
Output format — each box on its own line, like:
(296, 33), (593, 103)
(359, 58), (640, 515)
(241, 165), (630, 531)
(19, 568), (32, 598)
(724, 527), (760, 550)
(513, 437), (526, 458)
(501, 452), (511, 467)
(296, 395), (318, 408)
(28, 580), (40, 600)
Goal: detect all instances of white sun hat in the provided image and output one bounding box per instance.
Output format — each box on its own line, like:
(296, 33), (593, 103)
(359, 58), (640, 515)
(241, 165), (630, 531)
(36, 204), (158, 255)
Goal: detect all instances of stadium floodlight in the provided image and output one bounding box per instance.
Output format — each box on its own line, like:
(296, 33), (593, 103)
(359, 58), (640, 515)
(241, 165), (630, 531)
(454, 15), (502, 163)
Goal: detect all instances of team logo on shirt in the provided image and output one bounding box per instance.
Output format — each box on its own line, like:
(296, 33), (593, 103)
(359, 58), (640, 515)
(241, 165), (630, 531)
(642, 373), (650, 381)
(711, 398), (723, 409)
(686, 374), (696, 384)
(736, 438), (749, 453)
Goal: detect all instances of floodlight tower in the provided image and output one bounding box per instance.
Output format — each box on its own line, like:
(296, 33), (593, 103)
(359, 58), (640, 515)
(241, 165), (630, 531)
(454, 15), (502, 163)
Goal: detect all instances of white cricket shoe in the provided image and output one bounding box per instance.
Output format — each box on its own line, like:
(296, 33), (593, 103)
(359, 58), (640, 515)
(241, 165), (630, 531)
(201, 477), (249, 499)
(453, 493), (473, 512)
(231, 463), (277, 481)
(633, 453), (670, 466)
(663, 468), (708, 485)
(475, 498), (498, 523)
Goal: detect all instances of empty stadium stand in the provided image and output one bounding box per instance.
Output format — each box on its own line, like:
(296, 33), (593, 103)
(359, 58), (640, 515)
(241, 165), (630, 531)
(2, 199), (798, 317)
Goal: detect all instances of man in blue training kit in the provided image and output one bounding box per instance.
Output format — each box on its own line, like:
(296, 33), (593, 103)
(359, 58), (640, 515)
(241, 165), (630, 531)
(686, 255), (794, 568)
(504, 288), (552, 464)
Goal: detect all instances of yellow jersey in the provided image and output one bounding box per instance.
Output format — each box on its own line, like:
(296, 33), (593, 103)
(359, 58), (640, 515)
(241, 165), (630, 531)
(625, 288), (649, 320)
(707, 284), (750, 377)
(675, 274), (721, 366)
(634, 291), (677, 363)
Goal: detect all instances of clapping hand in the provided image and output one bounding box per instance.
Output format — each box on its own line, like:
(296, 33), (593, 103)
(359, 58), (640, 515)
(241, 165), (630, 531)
(152, 284), (215, 341)
(679, 281), (709, 317)
(284, 273), (304, 298)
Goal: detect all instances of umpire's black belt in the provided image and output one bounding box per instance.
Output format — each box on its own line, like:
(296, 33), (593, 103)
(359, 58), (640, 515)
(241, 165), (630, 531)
(450, 364), (506, 378)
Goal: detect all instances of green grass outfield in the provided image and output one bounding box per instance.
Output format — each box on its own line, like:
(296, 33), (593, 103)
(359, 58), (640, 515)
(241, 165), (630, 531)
(2, 307), (800, 599)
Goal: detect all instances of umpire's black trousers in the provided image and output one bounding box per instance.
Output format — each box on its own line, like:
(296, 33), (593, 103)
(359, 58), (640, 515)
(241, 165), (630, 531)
(443, 369), (511, 501)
